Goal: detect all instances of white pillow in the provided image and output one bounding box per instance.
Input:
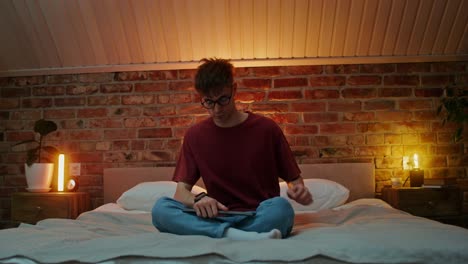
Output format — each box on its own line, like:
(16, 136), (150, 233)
(117, 181), (206, 211)
(280, 178), (349, 212)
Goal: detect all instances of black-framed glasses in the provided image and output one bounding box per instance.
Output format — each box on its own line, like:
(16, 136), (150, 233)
(201, 94), (232, 109)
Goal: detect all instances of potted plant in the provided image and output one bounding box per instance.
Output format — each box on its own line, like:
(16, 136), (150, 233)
(13, 119), (59, 191)
(437, 85), (467, 142)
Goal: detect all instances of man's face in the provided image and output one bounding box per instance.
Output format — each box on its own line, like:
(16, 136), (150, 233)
(200, 85), (236, 124)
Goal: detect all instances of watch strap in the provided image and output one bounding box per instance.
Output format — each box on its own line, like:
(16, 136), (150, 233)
(194, 192), (207, 203)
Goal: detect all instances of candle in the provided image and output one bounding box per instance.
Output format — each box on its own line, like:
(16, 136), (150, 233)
(58, 154), (65, 191)
(413, 154), (419, 169)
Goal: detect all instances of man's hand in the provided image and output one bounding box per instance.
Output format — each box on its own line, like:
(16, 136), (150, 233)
(193, 196), (229, 218)
(287, 177), (313, 205)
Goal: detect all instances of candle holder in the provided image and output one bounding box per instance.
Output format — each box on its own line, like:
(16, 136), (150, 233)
(402, 153), (424, 187)
(409, 169), (424, 187)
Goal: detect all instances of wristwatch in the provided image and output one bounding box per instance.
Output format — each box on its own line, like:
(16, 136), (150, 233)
(194, 192), (207, 203)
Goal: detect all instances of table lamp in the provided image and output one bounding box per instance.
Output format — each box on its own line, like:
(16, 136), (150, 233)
(409, 154), (424, 187)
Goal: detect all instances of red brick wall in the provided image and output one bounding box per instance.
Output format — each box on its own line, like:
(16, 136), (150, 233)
(1, 61), (467, 227)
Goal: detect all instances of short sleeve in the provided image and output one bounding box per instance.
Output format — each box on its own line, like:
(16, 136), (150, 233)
(272, 123), (301, 182)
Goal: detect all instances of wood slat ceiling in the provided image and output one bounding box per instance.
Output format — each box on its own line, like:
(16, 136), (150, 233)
(0, 0), (467, 77)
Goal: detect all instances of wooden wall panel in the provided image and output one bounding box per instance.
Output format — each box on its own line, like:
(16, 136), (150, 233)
(0, 0), (467, 77)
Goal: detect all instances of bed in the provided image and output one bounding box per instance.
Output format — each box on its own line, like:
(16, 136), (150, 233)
(1, 163), (467, 264)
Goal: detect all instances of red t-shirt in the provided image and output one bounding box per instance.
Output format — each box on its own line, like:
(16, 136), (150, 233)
(173, 112), (301, 211)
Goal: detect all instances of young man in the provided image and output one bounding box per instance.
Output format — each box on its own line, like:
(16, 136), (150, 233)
(152, 58), (312, 240)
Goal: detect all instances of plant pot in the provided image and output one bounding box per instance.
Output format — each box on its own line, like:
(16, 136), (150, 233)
(25, 163), (54, 192)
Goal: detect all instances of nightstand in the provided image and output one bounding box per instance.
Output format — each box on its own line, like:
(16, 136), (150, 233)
(458, 179), (468, 215)
(11, 192), (90, 224)
(381, 187), (467, 228)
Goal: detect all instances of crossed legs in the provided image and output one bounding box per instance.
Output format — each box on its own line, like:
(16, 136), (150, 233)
(152, 196), (294, 240)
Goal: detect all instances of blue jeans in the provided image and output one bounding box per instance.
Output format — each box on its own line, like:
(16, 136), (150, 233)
(152, 196), (294, 238)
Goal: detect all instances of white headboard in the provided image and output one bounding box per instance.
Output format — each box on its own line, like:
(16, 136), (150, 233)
(103, 163), (375, 204)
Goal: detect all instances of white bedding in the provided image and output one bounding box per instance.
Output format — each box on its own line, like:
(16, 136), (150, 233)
(1, 199), (467, 264)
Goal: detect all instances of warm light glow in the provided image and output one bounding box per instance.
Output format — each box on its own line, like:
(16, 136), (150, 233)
(413, 154), (419, 169)
(58, 154), (65, 191)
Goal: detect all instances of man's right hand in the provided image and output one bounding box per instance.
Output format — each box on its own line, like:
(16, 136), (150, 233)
(193, 196), (228, 218)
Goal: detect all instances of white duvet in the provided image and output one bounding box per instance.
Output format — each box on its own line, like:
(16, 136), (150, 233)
(1, 199), (467, 264)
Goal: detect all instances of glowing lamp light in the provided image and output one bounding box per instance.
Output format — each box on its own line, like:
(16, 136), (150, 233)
(407, 153), (424, 187)
(58, 154), (65, 192)
(413, 154), (419, 169)
(403, 153), (424, 187)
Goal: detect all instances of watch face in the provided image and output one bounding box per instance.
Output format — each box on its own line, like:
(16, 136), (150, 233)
(67, 179), (78, 192)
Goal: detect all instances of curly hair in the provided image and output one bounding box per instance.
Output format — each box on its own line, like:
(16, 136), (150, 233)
(194, 58), (234, 96)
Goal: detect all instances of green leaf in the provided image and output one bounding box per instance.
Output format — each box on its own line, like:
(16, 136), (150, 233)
(454, 127), (463, 142)
(437, 85), (467, 143)
(12, 139), (38, 147)
(26, 148), (39, 166)
(42, 146), (59, 156)
(34, 119), (58, 137)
